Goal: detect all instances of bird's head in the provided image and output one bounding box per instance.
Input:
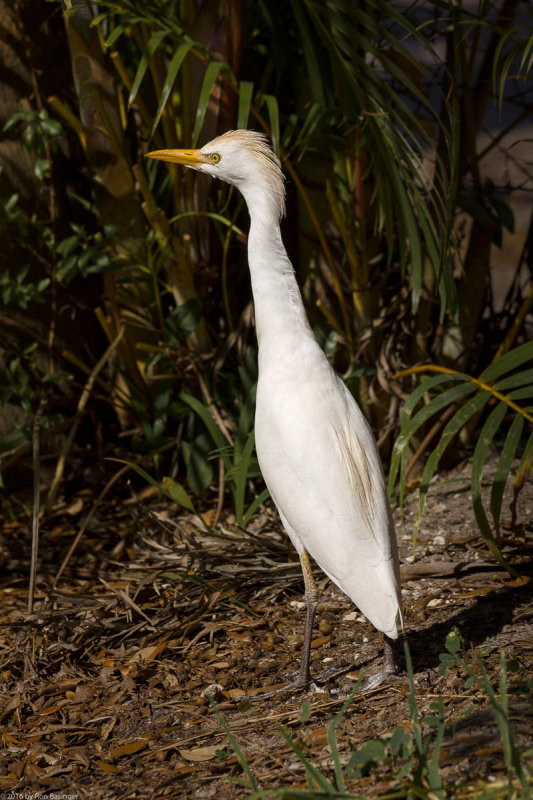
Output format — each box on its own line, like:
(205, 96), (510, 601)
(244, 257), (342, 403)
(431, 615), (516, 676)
(147, 129), (286, 220)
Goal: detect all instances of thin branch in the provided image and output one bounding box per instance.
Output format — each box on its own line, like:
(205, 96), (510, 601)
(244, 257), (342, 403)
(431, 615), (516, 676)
(53, 463), (129, 588)
(28, 396), (46, 614)
(46, 327), (125, 509)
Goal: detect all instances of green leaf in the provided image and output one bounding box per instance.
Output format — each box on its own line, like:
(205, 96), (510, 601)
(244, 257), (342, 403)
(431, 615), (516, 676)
(513, 431), (533, 497)
(152, 42), (192, 133)
(34, 158), (50, 180)
(346, 738), (387, 778)
(39, 115), (63, 139)
(327, 678), (363, 791)
(490, 415), (524, 534)
(388, 373), (463, 494)
(299, 701), (311, 723)
(404, 381), (478, 439)
(438, 652), (455, 677)
(179, 393), (232, 468)
(404, 641), (423, 753)
(389, 375), (476, 505)
(471, 402), (510, 566)
(288, 0), (326, 107)
(242, 488), (270, 527)
(207, 696), (260, 792)
(237, 80), (254, 131)
(168, 210), (245, 238)
(445, 628), (463, 654)
(160, 476), (196, 512)
(260, 95), (280, 156)
(165, 299), (202, 342)
(233, 429), (256, 525)
(479, 341), (533, 384)
(192, 61), (227, 146)
(277, 724), (336, 794)
(398, 373), (462, 430)
(389, 725), (412, 759)
(104, 24), (125, 48)
(129, 30), (168, 107)
(494, 368), (533, 391)
(107, 458), (162, 492)
(416, 391), (491, 534)
(182, 436), (213, 496)
(295, 103), (323, 153)
(427, 700), (445, 797)
(507, 386), (533, 402)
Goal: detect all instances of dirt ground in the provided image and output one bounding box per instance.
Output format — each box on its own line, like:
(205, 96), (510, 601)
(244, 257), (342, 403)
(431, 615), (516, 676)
(0, 455), (532, 799)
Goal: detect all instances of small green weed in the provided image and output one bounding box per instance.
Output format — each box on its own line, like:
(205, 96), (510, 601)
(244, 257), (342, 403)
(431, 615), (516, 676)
(115, 347), (269, 524)
(208, 637), (532, 799)
(439, 630), (532, 798)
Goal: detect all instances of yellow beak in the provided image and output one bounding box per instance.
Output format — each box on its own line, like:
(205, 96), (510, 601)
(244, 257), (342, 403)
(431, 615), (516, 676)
(146, 148), (210, 167)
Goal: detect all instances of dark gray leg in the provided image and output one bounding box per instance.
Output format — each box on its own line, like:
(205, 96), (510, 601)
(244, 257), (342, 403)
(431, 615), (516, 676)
(295, 550), (318, 687)
(383, 634), (397, 675)
(233, 550), (319, 700)
(361, 633), (402, 692)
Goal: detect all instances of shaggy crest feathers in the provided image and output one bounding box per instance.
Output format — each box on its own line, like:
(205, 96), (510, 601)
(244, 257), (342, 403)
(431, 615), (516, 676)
(202, 130), (286, 221)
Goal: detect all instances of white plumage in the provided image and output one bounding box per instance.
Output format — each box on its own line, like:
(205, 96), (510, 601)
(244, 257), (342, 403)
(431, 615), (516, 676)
(148, 130), (402, 688)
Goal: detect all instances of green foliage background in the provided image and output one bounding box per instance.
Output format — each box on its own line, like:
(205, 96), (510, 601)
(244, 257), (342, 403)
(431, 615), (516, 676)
(0, 0), (532, 560)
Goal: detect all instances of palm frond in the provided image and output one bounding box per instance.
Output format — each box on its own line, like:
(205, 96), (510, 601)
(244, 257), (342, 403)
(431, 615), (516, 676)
(390, 342), (533, 568)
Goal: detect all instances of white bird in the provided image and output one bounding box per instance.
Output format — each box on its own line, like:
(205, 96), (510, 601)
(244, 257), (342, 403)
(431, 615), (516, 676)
(147, 130), (402, 691)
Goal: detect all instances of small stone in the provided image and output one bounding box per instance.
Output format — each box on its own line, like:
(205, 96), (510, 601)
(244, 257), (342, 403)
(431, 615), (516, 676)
(290, 600), (306, 611)
(201, 683), (224, 701)
(343, 611), (358, 621)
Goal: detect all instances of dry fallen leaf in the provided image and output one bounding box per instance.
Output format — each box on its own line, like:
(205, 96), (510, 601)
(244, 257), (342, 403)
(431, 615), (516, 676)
(110, 737), (149, 759)
(66, 498), (84, 515)
(36, 701), (69, 716)
(305, 727), (329, 746)
(179, 745), (223, 762)
(455, 586), (493, 599)
(224, 688), (246, 698)
(100, 717), (117, 741)
(128, 638), (169, 665)
(201, 508), (218, 527)
(97, 761), (121, 774)
(310, 635), (331, 649)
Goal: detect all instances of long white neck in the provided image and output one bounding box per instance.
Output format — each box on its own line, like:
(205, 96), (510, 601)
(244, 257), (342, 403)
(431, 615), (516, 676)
(242, 186), (314, 355)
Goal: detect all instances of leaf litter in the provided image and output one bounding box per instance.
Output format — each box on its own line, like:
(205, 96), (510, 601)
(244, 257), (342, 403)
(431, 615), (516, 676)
(0, 455), (531, 798)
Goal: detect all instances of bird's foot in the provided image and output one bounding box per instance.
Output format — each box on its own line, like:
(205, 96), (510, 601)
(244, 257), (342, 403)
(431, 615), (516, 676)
(312, 664), (353, 684)
(232, 664), (354, 702)
(357, 636), (408, 693)
(326, 667), (407, 698)
(362, 669), (409, 692)
(232, 673), (312, 702)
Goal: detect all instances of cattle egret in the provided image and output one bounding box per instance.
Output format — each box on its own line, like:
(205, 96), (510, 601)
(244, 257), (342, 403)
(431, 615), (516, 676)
(147, 131), (402, 691)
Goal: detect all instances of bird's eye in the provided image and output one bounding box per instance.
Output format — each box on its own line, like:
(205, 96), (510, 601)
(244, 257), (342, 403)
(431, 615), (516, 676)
(211, 153), (221, 164)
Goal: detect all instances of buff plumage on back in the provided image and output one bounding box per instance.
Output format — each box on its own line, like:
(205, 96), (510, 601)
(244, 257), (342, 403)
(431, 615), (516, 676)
(203, 130), (287, 221)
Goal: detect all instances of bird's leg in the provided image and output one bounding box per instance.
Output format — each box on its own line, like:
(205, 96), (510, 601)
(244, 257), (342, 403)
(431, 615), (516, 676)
(383, 634), (397, 676)
(231, 550), (319, 701)
(294, 549), (318, 687)
(361, 633), (403, 693)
